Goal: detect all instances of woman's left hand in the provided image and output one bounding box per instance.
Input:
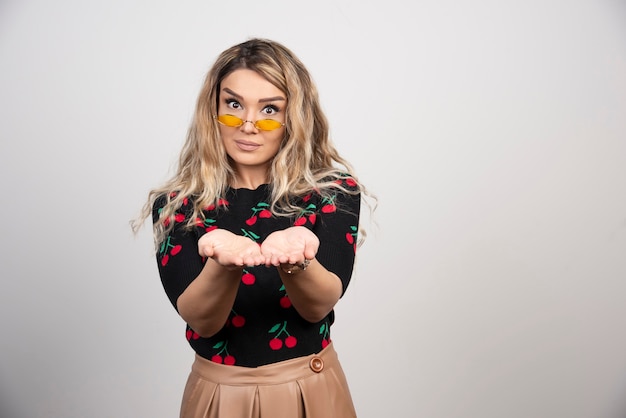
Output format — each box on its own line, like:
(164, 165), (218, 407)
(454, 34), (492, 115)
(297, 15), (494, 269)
(261, 226), (319, 267)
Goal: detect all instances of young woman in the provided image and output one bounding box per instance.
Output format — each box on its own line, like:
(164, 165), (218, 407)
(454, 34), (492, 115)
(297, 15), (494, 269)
(132, 38), (373, 418)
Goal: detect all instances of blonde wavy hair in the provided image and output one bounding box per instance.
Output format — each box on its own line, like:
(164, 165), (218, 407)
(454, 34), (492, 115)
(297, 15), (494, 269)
(132, 38), (375, 246)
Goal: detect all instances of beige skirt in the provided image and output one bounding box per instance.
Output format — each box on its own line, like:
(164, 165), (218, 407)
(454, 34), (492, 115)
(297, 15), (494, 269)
(179, 342), (357, 418)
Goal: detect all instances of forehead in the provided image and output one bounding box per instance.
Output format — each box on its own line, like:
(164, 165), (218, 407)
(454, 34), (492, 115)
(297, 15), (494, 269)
(220, 69), (285, 102)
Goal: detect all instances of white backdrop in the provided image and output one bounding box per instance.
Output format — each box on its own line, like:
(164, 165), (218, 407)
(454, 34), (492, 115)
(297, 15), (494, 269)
(1, 1), (625, 417)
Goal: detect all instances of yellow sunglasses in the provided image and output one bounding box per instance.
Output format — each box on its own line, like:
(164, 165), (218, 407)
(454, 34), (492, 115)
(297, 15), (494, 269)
(214, 114), (285, 131)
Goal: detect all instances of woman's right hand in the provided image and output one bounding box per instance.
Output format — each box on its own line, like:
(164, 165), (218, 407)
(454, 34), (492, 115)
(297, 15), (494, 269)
(198, 229), (264, 269)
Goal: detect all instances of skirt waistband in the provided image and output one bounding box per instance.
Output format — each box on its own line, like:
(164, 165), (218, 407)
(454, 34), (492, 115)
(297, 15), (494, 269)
(191, 342), (339, 386)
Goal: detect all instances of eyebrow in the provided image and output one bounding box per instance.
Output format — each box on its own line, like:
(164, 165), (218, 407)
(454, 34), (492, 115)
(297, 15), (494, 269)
(222, 87), (286, 103)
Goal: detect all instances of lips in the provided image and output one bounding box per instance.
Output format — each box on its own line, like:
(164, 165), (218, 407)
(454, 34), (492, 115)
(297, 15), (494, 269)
(234, 140), (261, 152)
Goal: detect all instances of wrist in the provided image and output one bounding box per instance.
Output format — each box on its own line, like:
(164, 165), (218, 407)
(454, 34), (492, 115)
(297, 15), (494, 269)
(280, 259), (311, 274)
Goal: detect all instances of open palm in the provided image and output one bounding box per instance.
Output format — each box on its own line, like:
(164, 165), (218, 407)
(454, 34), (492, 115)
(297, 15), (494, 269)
(261, 226), (319, 266)
(198, 229), (264, 268)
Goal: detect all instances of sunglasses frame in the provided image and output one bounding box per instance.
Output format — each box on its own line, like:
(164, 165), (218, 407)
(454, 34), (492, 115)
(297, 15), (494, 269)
(214, 114), (285, 131)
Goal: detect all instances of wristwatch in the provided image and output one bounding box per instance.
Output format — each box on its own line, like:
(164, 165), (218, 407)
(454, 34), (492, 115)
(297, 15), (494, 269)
(281, 259), (311, 274)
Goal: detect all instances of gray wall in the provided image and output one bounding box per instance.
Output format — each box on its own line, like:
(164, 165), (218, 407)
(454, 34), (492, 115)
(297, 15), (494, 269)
(1, 1), (625, 417)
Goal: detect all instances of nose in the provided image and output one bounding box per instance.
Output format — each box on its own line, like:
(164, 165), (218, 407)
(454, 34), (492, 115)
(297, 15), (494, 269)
(240, 111), (258, 133)
(240, 120), (258, 133)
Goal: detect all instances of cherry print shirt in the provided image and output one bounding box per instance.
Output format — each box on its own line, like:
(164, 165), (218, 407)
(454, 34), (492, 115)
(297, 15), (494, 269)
(152, 181), (360, 367)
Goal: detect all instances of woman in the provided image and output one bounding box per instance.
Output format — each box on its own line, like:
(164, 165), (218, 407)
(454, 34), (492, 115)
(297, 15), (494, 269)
(132, 38), (373, 418)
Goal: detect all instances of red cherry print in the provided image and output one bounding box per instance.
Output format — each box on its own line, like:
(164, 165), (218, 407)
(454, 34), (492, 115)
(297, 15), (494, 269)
(175, 213), (185, 222)
(211, 341), (234, 364)
(295, 203), (317, 226)
(205, 198), (228, 211)
(319, 195), (336, 214)
(231, 315), (245, 328)
(321, 204), (336, 213)
(160, 236), (184, 265)
(278, 285), (291, 308)
(346, 226), (358, 252)
(285, 336), (297, 348)
(269, 338), (283, 350)
(259, 209), (271, 218)
(199, 217), (217, 231)
(303, 193), (312, 202)
(346, 177), (357, 187)
(183, 197), (189, 206)
(269, 321), (296, 350)
(186, 329), (192, 340)
(279, 296), (291, 308)
(319, 322), (330, 349)
(241, 272), (256, 285)
(245, 215), (257, 225)
(192, 332), (200, 340)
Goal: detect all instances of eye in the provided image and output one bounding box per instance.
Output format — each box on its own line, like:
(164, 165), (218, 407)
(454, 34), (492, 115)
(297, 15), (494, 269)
(225, 98), (242, 110)
(261, 105), (280, 116)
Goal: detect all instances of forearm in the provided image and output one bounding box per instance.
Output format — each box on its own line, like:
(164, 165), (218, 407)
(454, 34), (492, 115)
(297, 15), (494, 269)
(278, 258), (343, 323)
(176, 258), (242, 338)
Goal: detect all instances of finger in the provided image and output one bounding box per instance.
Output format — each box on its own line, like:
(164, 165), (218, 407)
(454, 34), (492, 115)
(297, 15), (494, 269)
(265, 254), (277, 266)
(259, 244), (274, 258)
(261, 253), (274, 267)
(231, 256), (245, 267)
(199, 245), (214, 258)
(251, 253), (266, 267)
(242, 247), (264, 266)
(242, 257), (256, 267)
(302, 240), (319, 260)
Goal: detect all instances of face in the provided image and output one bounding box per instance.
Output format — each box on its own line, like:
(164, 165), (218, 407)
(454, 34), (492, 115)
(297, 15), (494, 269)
(217, 69), (287, 181)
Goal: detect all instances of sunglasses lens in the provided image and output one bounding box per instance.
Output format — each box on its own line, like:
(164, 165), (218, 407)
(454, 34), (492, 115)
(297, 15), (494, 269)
(255, 119), (283, 131)
(217, 114), (243, 127)
(216, 115), (283, 131)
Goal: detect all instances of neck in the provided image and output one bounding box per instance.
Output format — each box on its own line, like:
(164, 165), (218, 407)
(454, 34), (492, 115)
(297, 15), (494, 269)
(232, 167), (269, 190)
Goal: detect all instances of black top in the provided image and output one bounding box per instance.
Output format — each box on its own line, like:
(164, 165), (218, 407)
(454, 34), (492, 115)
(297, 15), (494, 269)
(152, 180), (360, 367)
